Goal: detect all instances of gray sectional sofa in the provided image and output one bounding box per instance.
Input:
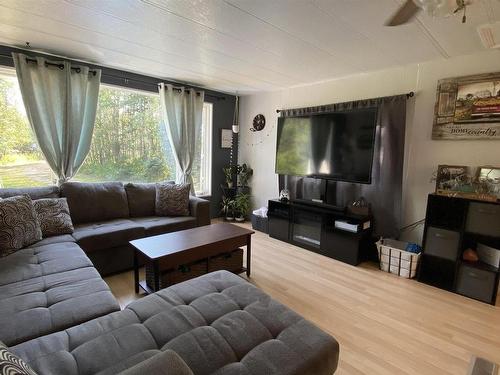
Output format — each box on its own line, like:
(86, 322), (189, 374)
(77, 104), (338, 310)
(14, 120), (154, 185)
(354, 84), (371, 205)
(0, 183), (339, 374)
(0, 182), (210, 347)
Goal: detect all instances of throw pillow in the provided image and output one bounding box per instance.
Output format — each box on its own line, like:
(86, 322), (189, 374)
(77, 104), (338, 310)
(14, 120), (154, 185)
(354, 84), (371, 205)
(155, 183), (190, 216)
(0, 341), (37, 375)
(0, 195), (42, 257)
(33, 198), (74, 238)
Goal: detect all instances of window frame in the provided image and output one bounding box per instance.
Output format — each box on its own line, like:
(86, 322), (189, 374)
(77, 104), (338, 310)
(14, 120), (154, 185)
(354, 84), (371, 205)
(0, 64), (213, 196)
(0, 73), (213, 194)
(87, 83), (213, 195)
(198, 102), (213, 196)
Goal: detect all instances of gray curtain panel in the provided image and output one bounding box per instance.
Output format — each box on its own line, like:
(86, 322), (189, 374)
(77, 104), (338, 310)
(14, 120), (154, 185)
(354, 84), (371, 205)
(12, 53), (101, 184)
(158, 83), (204, 194)
(279, 94), (407, 238)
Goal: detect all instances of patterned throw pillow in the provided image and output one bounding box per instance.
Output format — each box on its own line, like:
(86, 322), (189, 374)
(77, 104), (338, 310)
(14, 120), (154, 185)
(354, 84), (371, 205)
(0, 195), (42, 257)
(0, 341), (37, 375)
(155, 183), (190, 217)
(33, 198), (74, 238)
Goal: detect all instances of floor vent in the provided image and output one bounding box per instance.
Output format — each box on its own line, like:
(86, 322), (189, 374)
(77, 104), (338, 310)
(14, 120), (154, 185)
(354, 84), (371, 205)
(468, 356), (499, 375)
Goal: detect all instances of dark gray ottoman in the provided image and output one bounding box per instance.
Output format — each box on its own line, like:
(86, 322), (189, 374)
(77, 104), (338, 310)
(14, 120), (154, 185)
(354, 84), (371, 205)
(11, 271), (339, 375)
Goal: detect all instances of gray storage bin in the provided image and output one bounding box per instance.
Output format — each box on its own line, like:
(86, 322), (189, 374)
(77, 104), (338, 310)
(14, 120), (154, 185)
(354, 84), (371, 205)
(456, 264), (497, 303)
(466, 202), (500, 237)
(424, 227), (460, 260)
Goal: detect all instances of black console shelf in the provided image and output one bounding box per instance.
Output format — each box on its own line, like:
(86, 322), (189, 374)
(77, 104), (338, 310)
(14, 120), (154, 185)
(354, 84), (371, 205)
(418, 194), (500, 305)
(267, 199), (373, 265)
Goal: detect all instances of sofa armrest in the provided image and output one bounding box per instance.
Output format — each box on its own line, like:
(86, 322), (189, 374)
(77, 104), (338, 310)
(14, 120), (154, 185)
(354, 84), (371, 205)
(119, 350), (194, 375)
(189, 196), (211, 226)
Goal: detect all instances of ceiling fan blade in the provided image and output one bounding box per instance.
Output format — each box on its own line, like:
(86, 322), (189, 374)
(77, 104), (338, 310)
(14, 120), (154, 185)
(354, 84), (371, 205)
(385, 0), (421, 26)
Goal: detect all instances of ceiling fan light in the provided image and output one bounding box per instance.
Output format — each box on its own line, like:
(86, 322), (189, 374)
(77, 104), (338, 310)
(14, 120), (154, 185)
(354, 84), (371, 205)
(414, 0), (456, 17)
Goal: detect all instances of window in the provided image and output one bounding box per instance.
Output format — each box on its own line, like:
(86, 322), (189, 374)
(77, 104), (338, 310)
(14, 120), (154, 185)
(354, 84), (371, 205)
(76, 85), (176, 184)
(0, 69), (54, 188)
(0, 73), (213, 196)
(193, 103), (213, 196)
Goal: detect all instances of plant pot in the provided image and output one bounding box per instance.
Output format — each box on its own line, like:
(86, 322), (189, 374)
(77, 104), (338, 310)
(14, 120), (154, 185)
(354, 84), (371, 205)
(237, 186), (250, 194)
(235, 217), (245, 222)
(225, 216), (235, 221)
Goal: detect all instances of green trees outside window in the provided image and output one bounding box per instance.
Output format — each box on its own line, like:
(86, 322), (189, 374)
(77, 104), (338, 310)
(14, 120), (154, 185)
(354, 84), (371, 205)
(0, 74), (50, 187)
(78, 86), (175, 183)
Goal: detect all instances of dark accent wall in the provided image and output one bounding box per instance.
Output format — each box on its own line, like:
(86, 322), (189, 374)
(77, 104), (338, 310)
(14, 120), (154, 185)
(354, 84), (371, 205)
(278, 94), (407, 238)
(0, 45), (237, 217)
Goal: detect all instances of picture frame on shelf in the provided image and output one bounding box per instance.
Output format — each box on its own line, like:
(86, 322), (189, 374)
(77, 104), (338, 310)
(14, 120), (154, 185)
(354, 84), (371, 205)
(477, 166), (500, 199)
(435, 165), (469, 194)
(435, 165), (498, 202)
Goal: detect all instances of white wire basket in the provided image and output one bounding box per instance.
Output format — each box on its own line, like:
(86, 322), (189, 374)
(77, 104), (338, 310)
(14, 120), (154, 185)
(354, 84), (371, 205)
(376, 239), (420, 279)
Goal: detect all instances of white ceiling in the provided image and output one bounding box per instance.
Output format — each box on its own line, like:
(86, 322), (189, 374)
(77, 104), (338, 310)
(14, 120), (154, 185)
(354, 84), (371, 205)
(0, 0), (498, 93)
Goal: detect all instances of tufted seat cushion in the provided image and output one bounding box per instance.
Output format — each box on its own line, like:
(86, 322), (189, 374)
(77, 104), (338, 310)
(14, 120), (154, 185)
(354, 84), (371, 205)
(72, 219), (145, 253)
(11, 271), (339, 375)
(0, 241), (120, 346)
(26, 234), (76, 248)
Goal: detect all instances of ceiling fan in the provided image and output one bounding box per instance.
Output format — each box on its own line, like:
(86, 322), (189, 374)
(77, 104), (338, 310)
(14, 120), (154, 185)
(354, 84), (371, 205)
(385, 0), (472, 26)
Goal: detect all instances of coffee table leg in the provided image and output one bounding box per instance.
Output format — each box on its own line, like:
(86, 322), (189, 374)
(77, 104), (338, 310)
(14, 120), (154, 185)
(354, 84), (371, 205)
(153, 260), (160, 292)
(134, 251), (139, 294)
(246, 234), (251, 277)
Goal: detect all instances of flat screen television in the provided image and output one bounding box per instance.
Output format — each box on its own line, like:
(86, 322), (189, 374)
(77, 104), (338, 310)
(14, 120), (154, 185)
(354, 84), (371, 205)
(275, 109), (378, 184)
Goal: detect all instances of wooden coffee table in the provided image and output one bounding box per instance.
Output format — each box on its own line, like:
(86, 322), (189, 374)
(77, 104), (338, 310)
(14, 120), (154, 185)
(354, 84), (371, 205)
(130, 223), (254, 294)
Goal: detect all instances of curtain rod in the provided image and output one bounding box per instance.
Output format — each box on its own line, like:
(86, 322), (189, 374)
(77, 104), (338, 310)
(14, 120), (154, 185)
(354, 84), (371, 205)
(1, 51), (227, 101)
(275, 91), (415, 113)
(98, 72), (226, 100)
(156, 83), (226, 100)
(25, 57), (98, 76)
(157, 83), (203, 97)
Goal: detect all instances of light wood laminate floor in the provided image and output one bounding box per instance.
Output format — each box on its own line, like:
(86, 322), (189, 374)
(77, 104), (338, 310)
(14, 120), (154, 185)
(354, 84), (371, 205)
(105, 221), (500, 375)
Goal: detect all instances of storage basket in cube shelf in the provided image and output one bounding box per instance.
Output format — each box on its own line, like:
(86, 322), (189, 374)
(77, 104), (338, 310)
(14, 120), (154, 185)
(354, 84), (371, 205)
(376, 239), (420, 279)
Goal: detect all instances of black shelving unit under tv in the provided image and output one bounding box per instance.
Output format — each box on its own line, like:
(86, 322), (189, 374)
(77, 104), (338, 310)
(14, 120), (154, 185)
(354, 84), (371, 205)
(267, 199), (374, 266)
(418, 194), (500, 305)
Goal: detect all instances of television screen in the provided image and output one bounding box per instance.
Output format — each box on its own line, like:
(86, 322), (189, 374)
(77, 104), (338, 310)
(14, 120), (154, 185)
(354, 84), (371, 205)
(275, 109), (377, 184)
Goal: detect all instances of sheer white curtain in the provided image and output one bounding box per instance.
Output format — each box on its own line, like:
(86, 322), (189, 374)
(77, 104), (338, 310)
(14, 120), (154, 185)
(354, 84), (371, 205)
(12, 53), (101, 184)
(158, 83), (204, 194)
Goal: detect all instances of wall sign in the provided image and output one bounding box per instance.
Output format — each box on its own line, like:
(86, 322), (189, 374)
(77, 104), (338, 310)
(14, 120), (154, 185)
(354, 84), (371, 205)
(433, 72), (500, 140)
(220, 128), (233, 149)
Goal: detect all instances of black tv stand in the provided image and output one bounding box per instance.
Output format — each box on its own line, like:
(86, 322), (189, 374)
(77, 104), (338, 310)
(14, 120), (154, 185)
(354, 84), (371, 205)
(292, 198), (345, 213)
(267, 199), (374, 266)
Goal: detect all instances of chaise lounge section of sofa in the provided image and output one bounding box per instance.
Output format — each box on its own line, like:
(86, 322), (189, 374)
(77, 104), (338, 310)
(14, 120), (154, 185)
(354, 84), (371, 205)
(0, 235), (120, 347)
(10, 271), (339, 375)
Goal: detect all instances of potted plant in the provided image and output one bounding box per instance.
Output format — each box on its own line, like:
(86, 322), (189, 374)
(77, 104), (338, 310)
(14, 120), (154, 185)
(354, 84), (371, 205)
(223, 166), (233, 188)
(220, 196), (235, 221)
(234, 193), (251, 222)
(237, 163), (253, 187)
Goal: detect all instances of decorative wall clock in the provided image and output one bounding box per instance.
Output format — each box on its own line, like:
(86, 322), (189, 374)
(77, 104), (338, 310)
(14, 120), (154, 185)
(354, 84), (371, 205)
(246, 113), (274, 148)
(251, 114), (266, 132)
